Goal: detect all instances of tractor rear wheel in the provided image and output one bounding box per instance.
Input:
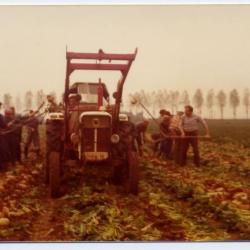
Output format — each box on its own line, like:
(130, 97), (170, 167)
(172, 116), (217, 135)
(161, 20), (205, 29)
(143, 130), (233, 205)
(48, 151), (61, 198)
(125, 150), (139, 195)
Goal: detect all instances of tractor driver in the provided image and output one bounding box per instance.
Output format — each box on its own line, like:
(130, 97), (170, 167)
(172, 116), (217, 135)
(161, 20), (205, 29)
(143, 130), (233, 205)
(69, 93), (81, 109)
(46, 94), (59, 112)
(68, 93), (81, 135)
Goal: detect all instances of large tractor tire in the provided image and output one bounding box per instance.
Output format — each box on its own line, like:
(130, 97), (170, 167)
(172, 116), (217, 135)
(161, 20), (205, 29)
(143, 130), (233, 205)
(111, 159), (125, 185)
(48, 151), (61, 198)
(111, 120), (139, 194)
(125, 150), (139, 195)
(45, 120), (63, 197)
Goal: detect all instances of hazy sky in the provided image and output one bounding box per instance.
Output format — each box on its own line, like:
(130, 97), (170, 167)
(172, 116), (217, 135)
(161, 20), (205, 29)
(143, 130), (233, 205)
(0, 5), (250, 103)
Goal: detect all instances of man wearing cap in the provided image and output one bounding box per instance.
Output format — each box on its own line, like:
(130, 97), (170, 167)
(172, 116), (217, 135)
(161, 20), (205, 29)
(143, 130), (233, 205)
(151, 110), (172, 158)
(135, 120), (149, 156)
(179, 105), (210, 167)
(169, 111), (184, 165)
(159, 113), (172, 159)
(159, 109), (171, 120)
(24, 110), (40, 158)
(46, 95), (59, 113)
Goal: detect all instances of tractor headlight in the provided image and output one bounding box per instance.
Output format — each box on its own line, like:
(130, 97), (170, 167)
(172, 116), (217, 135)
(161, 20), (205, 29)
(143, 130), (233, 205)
(111, 134), (120, 144)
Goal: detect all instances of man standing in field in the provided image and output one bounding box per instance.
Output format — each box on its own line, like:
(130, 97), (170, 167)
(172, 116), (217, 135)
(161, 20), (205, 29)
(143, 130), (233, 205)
(159, 112), (172, 159)
(4, 108), (17, 165)
(24, 110), (40, 159)
(179, 105), (210, 167)
(5, 107), (23, 165)
(135, 120), (149, 156)
(169, 111), (184, 165)
(151, 109), (172, 158)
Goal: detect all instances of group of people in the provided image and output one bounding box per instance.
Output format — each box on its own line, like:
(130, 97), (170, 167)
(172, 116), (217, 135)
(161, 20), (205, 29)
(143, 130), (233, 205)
(136, 105), (210, 167)
(1, 93), (210, 169)
(0, 102), (40, 169)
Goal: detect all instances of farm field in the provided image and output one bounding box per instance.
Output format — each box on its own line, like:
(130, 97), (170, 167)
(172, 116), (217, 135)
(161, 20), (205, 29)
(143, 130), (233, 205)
(148, 119), (250, 147)
(0, 120), (250, 241)
(206, 119), (250, 147)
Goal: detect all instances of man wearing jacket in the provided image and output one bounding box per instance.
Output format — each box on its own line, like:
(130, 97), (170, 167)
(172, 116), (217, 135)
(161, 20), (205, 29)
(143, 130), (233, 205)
(24, 110), (40, 158)
(0, 111), (8, 168)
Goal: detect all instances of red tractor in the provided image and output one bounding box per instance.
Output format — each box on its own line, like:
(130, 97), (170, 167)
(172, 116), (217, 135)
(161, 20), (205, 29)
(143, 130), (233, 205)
(45, 49), (139, 198)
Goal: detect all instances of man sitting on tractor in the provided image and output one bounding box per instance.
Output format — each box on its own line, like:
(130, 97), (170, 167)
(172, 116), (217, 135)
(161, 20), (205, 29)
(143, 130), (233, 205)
(46, 94), (60, 113)
(68, 93), (81, 135)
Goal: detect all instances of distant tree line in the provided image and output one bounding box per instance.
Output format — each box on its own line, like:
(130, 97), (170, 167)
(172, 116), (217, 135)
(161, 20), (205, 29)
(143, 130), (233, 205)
(128, 88), (250, 119)
(1, 90), (58, 113)
(2, 88), (250, 119)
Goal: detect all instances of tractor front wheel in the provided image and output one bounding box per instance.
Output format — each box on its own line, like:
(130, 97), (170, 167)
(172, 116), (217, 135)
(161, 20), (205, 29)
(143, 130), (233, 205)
(125, 150), (139, 195)
(48, 151), (61, 198)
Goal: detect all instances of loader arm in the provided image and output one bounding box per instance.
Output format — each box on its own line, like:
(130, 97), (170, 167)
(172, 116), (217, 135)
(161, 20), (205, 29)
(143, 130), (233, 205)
(64, 48), (138, 140)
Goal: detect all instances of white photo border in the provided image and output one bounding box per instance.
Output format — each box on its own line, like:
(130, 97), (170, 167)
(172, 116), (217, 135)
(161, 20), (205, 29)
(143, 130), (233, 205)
(0, 1), (250, 250)
(0, 0), (250, 5)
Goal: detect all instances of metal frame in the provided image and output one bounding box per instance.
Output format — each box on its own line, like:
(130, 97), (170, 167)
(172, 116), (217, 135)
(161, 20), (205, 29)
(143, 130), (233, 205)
(64, 48), (138, 141)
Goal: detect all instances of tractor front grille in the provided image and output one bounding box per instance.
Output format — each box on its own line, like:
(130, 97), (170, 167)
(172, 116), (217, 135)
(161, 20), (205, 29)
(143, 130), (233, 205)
(97, 128), (111, 152)
(82, 128), (95, 152)
(80, 113), (112, 156)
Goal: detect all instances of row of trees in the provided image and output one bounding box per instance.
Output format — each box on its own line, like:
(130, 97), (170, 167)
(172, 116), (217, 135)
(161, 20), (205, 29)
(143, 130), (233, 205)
(2, 88), (250, 119)
(1, 90), (58, 113)
(128, 88), (250, 119)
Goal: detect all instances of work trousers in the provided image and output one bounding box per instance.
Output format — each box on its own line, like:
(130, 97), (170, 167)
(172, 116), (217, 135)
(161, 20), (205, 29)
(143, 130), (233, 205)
(25, 129), (40, 152)
(9, 132), (22, 163)
(180, 130), (200, 167)
(160, 138), (173, 159)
